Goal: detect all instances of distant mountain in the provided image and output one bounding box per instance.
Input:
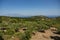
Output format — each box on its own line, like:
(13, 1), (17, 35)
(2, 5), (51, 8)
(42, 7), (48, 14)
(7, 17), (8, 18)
(0, 13), (60, 18)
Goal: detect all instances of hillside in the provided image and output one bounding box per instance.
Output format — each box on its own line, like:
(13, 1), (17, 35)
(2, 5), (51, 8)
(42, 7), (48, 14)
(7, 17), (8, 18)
(0, 16), (60, 40)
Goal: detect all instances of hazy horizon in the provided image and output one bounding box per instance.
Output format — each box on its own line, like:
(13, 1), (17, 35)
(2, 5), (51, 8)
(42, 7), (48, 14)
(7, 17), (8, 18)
(0, 0), (60, 17)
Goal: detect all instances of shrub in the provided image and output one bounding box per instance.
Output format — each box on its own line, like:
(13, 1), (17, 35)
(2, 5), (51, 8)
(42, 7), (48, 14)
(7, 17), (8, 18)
(21, 31), (31, 40)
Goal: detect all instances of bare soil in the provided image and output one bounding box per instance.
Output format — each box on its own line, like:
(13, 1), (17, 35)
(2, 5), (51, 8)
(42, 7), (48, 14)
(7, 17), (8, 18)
(30, 28), (60, 40)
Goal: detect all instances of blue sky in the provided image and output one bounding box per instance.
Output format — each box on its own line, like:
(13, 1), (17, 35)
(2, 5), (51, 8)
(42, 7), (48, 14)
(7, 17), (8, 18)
(0, 0), (60, 17)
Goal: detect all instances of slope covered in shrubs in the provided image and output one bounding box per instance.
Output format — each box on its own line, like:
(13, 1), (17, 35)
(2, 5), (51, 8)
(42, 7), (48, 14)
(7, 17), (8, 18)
(0, 16), (60, 40)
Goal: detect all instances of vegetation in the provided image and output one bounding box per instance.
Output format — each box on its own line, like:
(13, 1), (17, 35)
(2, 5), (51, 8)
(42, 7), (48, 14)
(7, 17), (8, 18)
(0, 16), (60, 40)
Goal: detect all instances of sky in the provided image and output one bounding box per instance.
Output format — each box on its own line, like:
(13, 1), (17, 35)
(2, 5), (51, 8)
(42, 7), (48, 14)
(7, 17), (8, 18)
(0, 0), (60, 17)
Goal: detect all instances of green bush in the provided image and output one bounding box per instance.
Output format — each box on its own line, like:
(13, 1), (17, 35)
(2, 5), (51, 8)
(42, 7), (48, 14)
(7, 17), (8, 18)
(18, 30), (31, 40)
(5, 29), (15, 35)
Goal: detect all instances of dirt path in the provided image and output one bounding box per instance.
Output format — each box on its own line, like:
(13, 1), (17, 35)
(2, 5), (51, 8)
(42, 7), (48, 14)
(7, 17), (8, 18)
(30, 29), (60, 40)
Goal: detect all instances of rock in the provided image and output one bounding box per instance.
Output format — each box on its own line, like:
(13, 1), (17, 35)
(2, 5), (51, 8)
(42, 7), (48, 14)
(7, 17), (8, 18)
(50, 36), (60, 40)
(38, 29), (45, 33)
(53, 31), (60, 35)
(50, 27), (57, 31)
